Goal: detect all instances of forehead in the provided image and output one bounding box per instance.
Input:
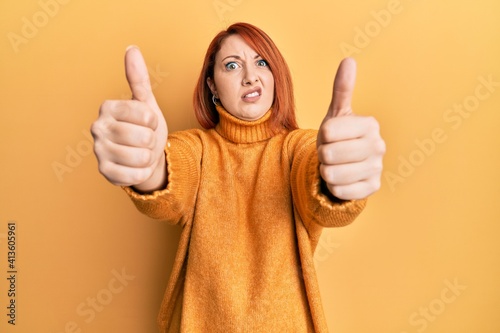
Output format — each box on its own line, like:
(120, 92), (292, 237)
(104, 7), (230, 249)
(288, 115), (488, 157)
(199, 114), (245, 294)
(216, 34), (259, 60)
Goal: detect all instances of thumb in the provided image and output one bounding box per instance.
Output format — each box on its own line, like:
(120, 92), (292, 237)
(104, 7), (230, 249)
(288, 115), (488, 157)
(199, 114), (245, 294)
(328, 57), (357, 117)
(125, 45), (159, 109)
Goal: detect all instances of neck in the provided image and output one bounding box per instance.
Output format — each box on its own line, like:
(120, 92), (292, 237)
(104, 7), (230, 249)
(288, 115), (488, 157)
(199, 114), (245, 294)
(215, 105), (276, 143)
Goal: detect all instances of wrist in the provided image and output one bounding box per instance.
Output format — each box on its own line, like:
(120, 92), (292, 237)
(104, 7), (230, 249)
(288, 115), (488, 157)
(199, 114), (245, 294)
(131, 153), (167, 194)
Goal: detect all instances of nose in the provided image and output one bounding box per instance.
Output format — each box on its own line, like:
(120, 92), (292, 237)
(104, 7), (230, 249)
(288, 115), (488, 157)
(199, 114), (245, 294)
(242, 67), (258, 86)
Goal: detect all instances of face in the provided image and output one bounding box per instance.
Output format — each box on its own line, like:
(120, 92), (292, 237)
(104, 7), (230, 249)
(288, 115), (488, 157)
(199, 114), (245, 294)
(207, 34), (275, 121)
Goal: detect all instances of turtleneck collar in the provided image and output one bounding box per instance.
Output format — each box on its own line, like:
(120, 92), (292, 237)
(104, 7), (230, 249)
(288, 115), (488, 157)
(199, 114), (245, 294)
(214, 105), (276, 144)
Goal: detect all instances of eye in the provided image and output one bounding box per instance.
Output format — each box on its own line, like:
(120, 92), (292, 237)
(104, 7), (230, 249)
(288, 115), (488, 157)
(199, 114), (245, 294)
(225, 62), (240, 71)
(256, 59), (268, 67)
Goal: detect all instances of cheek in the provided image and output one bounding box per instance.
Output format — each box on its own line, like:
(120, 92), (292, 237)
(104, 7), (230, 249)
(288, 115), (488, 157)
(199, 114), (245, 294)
(264, 71), (274, 87)
(266, 75), (275, 99)
(215, 75), (237, 99)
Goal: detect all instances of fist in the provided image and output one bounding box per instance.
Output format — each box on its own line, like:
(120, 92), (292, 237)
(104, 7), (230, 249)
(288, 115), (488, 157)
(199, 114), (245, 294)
(91, 46), (168, 191)
(317, 58), (386, 200)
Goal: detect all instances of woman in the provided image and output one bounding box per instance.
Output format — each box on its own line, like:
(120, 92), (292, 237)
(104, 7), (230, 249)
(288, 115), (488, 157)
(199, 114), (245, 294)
(91, 22), (385, 332)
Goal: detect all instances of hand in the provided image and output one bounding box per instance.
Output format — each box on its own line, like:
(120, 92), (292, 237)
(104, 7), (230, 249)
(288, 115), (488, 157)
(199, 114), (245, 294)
(317, 58), (386, 200)
(91, 46), (168, 192)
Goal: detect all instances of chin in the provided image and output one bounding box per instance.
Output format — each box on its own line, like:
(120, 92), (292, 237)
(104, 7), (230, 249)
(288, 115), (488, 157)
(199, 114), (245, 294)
(241, 110), (268, 121)
(226, 105), (268, 121)
(242, 105), (271, 120)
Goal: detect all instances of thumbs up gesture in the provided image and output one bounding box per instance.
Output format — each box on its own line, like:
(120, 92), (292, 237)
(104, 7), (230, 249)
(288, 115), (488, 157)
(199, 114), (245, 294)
(317, 58), (385, 200)
(91, 46), (168, 192)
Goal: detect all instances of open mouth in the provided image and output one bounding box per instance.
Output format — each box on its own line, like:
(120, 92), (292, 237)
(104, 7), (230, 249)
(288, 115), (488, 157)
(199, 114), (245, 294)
(242, 88), (262, 101)
(244, 91), (260, 98)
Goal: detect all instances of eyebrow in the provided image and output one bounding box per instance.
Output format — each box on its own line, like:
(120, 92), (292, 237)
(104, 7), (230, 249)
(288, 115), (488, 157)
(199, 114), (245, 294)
(221, 54), (262, 62)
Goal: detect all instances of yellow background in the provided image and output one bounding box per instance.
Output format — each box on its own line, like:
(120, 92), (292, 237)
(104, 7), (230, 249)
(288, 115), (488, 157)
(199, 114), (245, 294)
(1, 0), (499, 332)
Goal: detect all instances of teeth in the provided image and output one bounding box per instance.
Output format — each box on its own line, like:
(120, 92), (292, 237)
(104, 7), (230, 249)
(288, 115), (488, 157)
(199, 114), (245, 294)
(245, 91), (260, 98)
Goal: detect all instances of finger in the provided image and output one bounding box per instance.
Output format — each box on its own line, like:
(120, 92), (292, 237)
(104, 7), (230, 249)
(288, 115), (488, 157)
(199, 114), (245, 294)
(98, 161), (153, 187)
(328, 57), (357, 117)
(318, 116), (376, 144)
(326, 180), (379, 201)
(317, 139), (370, 165)
(104, 121), (156, 149)
(319, 161), (377, 186)
(125, 45), (159, 109)
(95, 141), (155, 168)
(100, 100), (158, 129)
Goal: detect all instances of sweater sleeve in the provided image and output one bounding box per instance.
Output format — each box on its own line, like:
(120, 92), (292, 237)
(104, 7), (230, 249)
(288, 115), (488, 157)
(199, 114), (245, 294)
(122, 130), (202, 226)
(288, 129), (367, 229)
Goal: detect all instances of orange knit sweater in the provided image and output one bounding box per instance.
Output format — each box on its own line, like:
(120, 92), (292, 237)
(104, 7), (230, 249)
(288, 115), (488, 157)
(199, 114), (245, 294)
(124, 106), (366, 332)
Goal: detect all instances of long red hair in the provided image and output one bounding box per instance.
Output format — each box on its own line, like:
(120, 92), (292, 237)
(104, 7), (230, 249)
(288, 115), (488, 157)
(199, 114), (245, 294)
(193, 22), (298, 132)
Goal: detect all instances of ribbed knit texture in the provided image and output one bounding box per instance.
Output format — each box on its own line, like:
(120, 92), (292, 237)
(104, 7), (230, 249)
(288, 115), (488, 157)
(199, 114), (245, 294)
(124, 106), (367, 333)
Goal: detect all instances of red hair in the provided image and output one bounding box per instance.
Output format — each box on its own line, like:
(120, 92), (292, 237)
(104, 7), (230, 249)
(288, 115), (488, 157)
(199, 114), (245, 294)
(193, 22), (298, 133)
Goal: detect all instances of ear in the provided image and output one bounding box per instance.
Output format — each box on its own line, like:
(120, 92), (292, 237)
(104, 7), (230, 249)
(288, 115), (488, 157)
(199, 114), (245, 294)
(206, 77), (217, 97)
